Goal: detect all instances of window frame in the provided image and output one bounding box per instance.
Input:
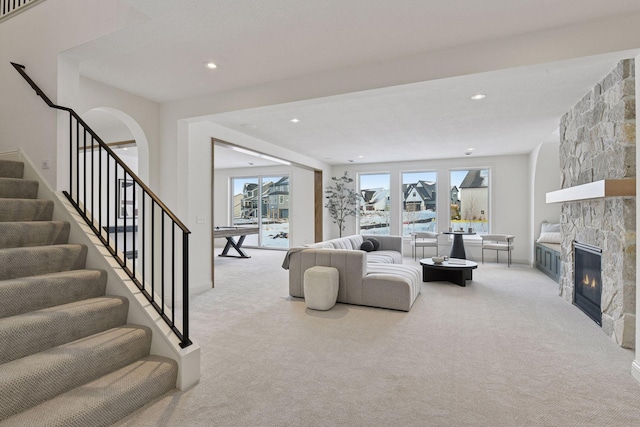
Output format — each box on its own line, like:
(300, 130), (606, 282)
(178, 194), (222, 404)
(357, 171), (391, 236)
(401, 170), (438, 237)
(448, 167), (491, 237)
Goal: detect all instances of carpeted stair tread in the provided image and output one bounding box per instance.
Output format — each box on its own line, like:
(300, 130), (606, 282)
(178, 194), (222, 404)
(0, 325), (152, 421)
(0, 355), (178, 427)
(0, 244), (87, 280)
(0, 177), (38, 199)
(0, 269), (107, 319)
(0, 160), (24, 179)
(0, 198), (53, 222)
(0, 221), (70, 249)
(0, 296), (129, 364)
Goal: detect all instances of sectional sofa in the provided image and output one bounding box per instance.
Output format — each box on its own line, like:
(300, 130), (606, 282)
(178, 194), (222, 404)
(283, 235), (421, 311)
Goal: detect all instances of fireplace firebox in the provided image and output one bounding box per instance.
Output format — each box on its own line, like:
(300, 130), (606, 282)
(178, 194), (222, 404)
(573, 241), (602, 325)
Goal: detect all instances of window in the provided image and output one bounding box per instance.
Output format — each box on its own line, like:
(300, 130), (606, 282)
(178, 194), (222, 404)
(359, 173), (390, 235)
(450, 169), (489, 235)
(231, 175), (289, 248)
(402, 171), (437, 236)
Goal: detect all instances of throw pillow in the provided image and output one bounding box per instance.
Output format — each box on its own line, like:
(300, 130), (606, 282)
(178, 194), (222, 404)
(367, 237), (380, 251)
(360, 240), (375, 252)
(541, 222), (560, 233)
(537, 232), (561, 244)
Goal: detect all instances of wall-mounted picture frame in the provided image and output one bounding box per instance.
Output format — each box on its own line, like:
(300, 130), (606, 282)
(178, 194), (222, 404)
(118, 179), (138, 219)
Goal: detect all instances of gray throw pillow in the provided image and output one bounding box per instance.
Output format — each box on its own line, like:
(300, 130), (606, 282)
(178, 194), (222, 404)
(367, 237), (380, 251)
(360, 240), (375, 252)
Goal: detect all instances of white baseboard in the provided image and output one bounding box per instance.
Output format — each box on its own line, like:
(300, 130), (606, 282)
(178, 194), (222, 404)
(189, 280), (212, 297)
(632, 360), (640, 384)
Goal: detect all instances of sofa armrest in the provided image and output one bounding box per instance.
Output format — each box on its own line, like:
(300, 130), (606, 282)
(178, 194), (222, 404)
(364, 235), (403, 255)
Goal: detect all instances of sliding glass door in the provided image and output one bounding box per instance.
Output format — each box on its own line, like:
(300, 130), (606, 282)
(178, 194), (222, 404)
(232, 175), (289, 248)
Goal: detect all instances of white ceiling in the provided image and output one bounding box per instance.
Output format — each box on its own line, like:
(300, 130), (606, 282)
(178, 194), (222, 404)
(67, 0), (640, 167)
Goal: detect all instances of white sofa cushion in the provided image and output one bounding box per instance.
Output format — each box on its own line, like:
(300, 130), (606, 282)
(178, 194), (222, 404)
(367, 250), (402, 264)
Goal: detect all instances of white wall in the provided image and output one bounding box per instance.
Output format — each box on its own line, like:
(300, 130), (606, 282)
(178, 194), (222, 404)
(186, 122), (213, 294)
(334, 154), (531, 264)
(529, 140), (562, 262)
(187, 121), (321, 293)
(0, 0), (136, 187)
(78, 77), (160, 186)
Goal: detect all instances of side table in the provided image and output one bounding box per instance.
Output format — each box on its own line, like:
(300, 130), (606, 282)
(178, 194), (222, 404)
(442, 231), (475, 259)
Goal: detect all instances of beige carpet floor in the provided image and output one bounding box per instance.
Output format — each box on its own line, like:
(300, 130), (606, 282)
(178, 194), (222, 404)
(115, 250), (640, 426)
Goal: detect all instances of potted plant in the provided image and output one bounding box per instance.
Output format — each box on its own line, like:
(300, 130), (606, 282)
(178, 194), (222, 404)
(325, 171), (360, 237)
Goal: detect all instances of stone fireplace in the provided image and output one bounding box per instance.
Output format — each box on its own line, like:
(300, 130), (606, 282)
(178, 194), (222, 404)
(558, 59), (636, 349)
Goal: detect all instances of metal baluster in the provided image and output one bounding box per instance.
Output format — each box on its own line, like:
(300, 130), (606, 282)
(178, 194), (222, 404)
(124, 173), (128, 267)
(75, 119), (79, 207)
(114, 163), (119, 258)
(151, 201), (155, 304)
(68, 114), (72, 198)
(142, 193), (146, 291)
(172, 223), (175, 326)
(132, 182), (137, 277)
(98, 138), (102, 239)
(82, 126), (86, 216)
(181, 232), (190, 347)
(106, 154), (111, 248)
(161, 211), (165, 315)
(90, 133), (94, 225)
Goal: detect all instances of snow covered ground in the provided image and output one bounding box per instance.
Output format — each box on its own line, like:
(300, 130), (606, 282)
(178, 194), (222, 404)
(231, 219), (289, 248)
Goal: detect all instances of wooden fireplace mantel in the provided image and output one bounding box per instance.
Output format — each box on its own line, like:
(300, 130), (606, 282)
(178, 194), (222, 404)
(546, 179), (636, 204)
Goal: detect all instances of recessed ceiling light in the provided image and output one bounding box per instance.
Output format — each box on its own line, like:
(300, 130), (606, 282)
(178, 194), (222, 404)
(290, 118), (300, 123)
(204, 61), (217, 69)
(471, 93), (486, 100)
(358, 155), (364, 158)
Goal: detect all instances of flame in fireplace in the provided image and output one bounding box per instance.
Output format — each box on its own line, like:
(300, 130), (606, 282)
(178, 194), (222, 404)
(582, 274), (598, 289)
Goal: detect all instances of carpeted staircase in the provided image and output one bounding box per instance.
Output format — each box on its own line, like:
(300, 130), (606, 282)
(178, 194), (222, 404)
(0, 159), (177, 426)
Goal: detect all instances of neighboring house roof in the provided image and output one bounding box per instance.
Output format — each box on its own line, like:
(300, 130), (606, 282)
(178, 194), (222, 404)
(403, 181), (436, 206)
(274, 176), (289, 186)
(415, 181), (435, 201)
(361, 189), (377, 203)
(460, 170), (488, 188)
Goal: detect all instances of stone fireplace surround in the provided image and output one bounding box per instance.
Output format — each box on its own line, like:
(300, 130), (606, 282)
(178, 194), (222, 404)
(558, 59), (636, 349)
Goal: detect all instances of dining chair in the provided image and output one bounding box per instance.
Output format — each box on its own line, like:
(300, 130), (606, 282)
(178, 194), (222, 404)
(411, 232), (439, 260)
(480, 234), (515, 267)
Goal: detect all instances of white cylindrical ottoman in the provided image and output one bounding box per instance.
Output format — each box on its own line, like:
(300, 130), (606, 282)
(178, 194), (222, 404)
(303, 266), (339, 310)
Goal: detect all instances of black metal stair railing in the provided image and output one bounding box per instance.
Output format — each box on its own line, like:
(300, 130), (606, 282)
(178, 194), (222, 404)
(11, 62), (192, 348)
(0, 0), (41, 21)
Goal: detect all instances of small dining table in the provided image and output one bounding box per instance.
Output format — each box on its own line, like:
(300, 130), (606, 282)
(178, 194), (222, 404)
(442, 230), (476, 259)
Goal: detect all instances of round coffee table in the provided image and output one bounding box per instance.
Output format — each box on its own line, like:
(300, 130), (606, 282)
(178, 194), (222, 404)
(420, 258), (478, 287)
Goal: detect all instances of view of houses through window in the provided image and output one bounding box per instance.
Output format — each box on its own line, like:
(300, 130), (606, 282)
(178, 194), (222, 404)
(402, 171), (437, 236)
(450, 169), (489, 235)
(231, 175), (290, 248)
(359, 173), (390, 235)
(357, 169), (489, 237)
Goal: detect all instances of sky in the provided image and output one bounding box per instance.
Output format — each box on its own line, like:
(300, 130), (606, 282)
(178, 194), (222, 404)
(231, 170), (486, 195)
(232, 176), (283, 196)
(359, 170), (484, 190)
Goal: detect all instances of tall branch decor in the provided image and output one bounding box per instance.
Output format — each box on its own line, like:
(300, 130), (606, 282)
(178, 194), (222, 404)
(325, 171), (360, 237)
